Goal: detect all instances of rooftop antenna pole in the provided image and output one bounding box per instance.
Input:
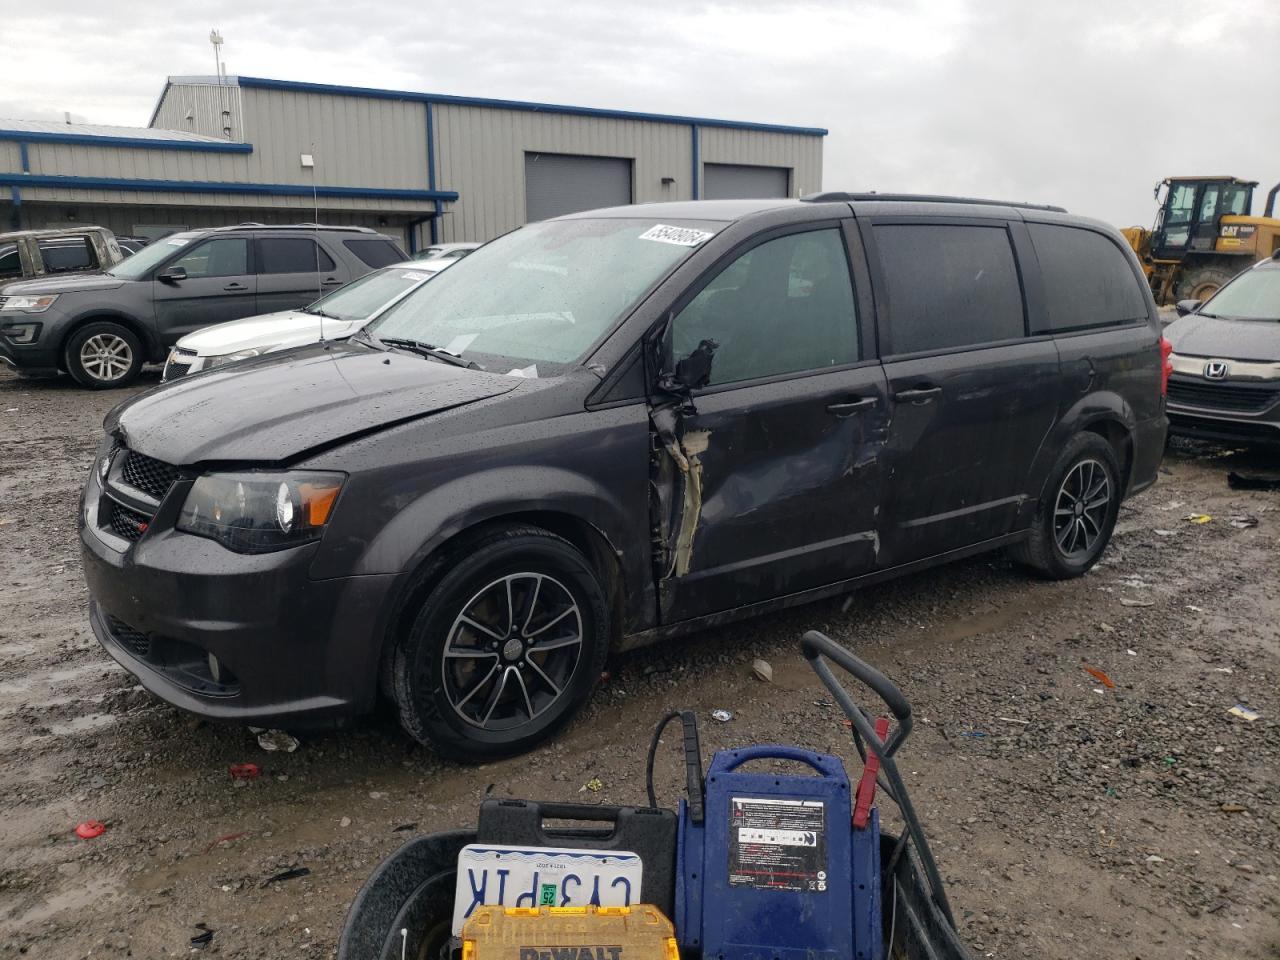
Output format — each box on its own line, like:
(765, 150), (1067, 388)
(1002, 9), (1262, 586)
(210, 29), (224, 82)
(301, 148), (324, 344)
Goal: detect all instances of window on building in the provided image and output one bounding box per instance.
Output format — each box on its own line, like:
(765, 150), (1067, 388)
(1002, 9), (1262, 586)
(344, 237), (406, 268)
(874, 224), (1025, 354)
(257, 237), (337, 275)
(670, 228), (858, 386)
(1028, 224), (1149, 333)
(171, 237), (249, 278)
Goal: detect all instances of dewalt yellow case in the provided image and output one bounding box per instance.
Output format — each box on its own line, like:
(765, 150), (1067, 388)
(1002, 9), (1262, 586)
(460, 905), (679, 960)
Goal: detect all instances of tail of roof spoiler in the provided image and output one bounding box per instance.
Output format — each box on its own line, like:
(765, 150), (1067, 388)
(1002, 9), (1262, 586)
(801, 191), (1067, 213)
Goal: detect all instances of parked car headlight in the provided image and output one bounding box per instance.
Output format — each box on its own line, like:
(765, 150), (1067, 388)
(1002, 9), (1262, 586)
(177, 472), (344, 553)
(203, 346), (274, 370)
(0, 294), (58, 313)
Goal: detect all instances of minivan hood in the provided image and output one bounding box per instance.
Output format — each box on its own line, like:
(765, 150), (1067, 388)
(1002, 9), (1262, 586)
(1165, 312), (1280, 362)
(107, 342), (521, 464)
(177, 309), (364, 356)
(0, 272), (124, 295)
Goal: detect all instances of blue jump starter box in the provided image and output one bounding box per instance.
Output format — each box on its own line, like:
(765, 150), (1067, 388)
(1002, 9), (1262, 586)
(676, 745), (882, 960)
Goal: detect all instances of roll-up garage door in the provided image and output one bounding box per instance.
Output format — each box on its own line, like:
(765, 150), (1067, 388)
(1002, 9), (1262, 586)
(525, 153), (633, 222)
(702, 163), (790, 200)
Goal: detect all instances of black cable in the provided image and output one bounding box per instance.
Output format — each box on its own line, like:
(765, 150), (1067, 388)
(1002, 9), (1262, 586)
(646, 711), (683, 809)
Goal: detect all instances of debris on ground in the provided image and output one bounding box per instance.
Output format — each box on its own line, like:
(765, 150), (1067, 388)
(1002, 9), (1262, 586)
(339, 816), (351, 828)
(1227, 704), (1261, 722)
(710, 709), (733, 722)
(1084, 666), (1115, 688)
(257, 730), (299, 753)
(228, 762), (261, 781)
(1183, 514), (1213, 524)
(1228, 515), (1259, 529)
(1221, 803), (1247, 813)
(393, 822), (418, 832)
(582, 777), (603, 793)
(1227, 471), (1280, 491)
(203, 832), (248, 855)
(74, 821), (105, 840)
(1119, 598), (1155, 607)
(190, 924), (214, 949)
(261, 867), (310, 888)
(751, 658), (773, 682)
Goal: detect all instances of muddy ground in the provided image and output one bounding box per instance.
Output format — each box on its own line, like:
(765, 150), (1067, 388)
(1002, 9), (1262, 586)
(0, 364), (1277, 960)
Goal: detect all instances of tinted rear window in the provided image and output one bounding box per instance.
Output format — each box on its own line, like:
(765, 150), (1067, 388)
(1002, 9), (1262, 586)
(1028, 223), (1148, 333)
(874, 224), (1025, 354)
(257, 238), (337, 274)
(344, 238), (406, 268)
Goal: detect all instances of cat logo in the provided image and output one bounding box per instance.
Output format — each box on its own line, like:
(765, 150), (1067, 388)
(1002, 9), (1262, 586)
(518, 947), (624, 960)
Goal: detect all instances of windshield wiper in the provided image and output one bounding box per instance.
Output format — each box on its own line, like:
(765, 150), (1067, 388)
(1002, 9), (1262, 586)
(307, 307), (341, 320)
(379, 336), (480, 369)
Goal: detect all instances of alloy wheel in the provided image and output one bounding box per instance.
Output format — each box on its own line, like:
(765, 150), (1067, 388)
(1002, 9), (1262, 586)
(441, 572), (583, 731)
(79, 333), (134, 383)
(1053, 459), (1111, 560)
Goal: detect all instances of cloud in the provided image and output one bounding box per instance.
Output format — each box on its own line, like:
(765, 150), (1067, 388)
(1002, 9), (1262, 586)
(3, 0), (1278, 226)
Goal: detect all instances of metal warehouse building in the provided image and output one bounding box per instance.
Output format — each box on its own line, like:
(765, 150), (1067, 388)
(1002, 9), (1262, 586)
(0, 76), (826, 252)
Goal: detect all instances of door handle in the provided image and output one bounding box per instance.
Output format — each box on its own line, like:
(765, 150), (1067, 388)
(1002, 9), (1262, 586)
(826, 397), (879, 418)
(321, 277), (342, 286)
(892, 386), (942, 404)
(222, 282), (247, 291)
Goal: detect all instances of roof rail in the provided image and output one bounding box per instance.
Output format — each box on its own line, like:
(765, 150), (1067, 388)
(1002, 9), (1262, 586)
(208, 223), (377, 234)
(802, 191), (1067, 213)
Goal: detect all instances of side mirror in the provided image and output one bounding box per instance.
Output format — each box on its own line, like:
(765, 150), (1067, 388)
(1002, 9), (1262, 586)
(157, 266), (187, 284)
(1175, 298), (1201, 317)
(658, 338), (718, 397)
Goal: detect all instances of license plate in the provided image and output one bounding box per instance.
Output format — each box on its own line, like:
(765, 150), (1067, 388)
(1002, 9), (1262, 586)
(452, 844), (643, 934)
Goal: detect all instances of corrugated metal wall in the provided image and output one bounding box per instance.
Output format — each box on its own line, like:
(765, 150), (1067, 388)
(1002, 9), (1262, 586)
(239, 88), (429, 190)
(434, 104), (692, 242)
(699, 127), (823, 198)
(152, 82), (245, 140)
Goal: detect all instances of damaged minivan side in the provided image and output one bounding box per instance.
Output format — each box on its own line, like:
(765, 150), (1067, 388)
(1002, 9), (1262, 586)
(80, 196), (1166, 760)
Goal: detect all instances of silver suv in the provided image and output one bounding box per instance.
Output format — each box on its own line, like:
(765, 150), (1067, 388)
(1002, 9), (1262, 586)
(0, 224), (405, 388)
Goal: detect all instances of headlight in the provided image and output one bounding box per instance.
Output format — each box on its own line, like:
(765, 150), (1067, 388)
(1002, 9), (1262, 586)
(91, 435), (118, 486)
(0, 294), (59, 313)
(1, 322), (41, 343)
(177, 472), (344, 553)
(204, 346), (275, 370)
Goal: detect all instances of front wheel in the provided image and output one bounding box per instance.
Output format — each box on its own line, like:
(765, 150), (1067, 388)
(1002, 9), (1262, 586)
(391, 526), (609, 761)
(1010, 433), (1122, 579)
(64, 321), (144, 389)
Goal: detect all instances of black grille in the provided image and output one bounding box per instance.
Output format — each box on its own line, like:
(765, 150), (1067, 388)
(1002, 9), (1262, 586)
(1168, 378), (1280, 413)
(121, 450), (179, 500)
(106, 616), (151, 658)
(107, 501), (151, 542)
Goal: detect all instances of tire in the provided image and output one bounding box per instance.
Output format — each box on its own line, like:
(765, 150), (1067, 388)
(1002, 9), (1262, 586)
(1174, 263), (1238, 304)
(64, 321), (144, 389)
(391, 525), (609, 762)
(1010, 432), (1122, 580)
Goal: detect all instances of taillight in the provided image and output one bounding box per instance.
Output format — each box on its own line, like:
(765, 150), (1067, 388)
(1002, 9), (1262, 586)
(1160, 336), (1173, 396)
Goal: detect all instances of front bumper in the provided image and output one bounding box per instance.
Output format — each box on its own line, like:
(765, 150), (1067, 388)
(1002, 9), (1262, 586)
(1166, 374), (1280, 447)
(80, 474), (401, 725)
(1126, 412), (1168, 497)
(0, 330), (59, 374)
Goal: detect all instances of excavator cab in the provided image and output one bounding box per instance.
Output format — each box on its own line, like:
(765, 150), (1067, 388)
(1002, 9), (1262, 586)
(1150, 177), (1255, 260)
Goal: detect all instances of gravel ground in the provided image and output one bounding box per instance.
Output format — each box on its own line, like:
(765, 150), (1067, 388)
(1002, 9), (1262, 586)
(0, 365), (1277, 959)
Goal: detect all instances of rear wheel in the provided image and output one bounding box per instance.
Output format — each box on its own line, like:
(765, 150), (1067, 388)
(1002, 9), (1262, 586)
(1174, 263), (1238, 303)
(1010, 433), (1122, 579)
(392, 526), (608, 761)
(64, 321), (143, 389)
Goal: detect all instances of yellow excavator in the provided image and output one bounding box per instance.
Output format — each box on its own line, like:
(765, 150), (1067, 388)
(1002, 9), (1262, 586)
(1122, 176), (1280, 304)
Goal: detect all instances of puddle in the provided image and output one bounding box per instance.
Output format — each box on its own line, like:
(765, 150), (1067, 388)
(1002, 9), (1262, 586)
(0, 661), (112, 697)
(0, 874), (122, 934)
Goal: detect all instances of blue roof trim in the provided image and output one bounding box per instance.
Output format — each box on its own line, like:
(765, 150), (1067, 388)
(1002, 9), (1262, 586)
(0, 129), (252, 153)
(0, 173), (456, 202)
(235, 76), (829, 137)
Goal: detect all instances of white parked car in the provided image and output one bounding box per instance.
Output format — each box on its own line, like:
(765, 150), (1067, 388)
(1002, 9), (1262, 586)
(411, 241), (481, 262)
(161, 259), (450, 380)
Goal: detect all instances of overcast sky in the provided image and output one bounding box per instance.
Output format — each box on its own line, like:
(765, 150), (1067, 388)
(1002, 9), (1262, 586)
(5, 0), (1278, 227)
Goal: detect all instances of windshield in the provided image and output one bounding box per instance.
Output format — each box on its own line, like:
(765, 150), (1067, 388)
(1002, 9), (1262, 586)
(107, 232), (199, 280)
(1202, 264), (1280, 321)
(369, 218), (718, 369)
(306, 267), (429, 321)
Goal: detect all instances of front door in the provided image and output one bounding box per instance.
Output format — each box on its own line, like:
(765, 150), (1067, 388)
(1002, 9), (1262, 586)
(152, 236), (256, 343)
(862, 219), (1061, 568)
(254, 236), (351, 315)
(654, 224), (888, 623)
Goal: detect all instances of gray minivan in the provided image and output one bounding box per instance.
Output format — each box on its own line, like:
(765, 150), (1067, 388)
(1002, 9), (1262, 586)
(0, 223), (405, 387)
(79, 195), (1168, 760)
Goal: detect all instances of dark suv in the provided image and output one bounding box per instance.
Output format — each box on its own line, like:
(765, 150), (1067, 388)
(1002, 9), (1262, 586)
(79, 195), (1167, 760)
(0, 224), (405, 388)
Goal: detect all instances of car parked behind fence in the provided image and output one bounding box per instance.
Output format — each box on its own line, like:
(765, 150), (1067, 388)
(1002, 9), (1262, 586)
(0, 223), (405, 388)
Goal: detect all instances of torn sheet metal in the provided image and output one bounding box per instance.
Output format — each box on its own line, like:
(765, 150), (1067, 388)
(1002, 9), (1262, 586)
(649, 402), (710, 579)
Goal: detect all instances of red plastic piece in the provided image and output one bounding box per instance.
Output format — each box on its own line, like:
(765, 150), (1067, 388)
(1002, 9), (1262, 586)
(229, 762), (261, 780)
(75, 820), (106, 839)
(852, 717), (890, 830)
(1160, 336), (1173, 396)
